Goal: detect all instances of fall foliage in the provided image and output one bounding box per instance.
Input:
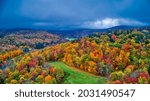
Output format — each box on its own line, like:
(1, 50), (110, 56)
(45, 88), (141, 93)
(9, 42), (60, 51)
(0, 29), (150, 84)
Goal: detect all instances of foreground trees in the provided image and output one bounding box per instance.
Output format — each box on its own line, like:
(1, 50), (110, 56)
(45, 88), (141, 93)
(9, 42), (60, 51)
(61, 30), (150, 84)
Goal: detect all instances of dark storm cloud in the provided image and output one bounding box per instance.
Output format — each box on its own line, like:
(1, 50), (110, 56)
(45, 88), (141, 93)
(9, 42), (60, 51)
(0, 0), (8, 16)
(0, 0), (150, 29)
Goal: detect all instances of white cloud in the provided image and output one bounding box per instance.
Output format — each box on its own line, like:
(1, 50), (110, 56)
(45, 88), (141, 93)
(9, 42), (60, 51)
(81, 18), (145, 29)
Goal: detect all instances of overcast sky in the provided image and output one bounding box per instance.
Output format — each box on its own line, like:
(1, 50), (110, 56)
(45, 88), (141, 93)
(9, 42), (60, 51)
(0, 0), (150, 29)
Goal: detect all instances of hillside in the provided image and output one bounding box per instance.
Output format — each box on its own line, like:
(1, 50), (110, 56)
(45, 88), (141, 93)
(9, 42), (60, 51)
(0, 27), (150, 84)
(0, 30), (66, 52)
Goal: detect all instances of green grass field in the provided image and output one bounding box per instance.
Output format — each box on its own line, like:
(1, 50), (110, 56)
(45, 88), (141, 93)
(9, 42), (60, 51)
(49, 62), (107, 84)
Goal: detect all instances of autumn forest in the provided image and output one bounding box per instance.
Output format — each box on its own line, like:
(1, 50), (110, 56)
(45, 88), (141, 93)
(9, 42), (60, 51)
(0, 27), (150, 84)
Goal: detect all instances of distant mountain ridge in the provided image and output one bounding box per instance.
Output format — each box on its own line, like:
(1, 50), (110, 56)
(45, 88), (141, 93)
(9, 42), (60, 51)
(47, 25), (150, 38)
(0, 25), (150, 38)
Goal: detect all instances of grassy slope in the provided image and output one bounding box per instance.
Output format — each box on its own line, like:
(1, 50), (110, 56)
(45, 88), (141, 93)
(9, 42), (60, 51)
(49, 62), (107, 84)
